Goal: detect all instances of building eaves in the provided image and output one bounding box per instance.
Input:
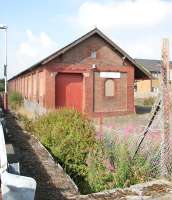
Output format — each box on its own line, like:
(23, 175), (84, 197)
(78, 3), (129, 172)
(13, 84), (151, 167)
(9, 28), (152, 81)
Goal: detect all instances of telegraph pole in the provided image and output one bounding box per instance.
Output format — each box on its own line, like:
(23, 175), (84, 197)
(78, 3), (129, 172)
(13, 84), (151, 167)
(160, 38), (170, 177)
(0, 24), (8, 111)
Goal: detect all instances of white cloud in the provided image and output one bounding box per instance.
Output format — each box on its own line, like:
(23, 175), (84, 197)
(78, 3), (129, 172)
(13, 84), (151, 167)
(120, 37), (162, 59)
(11, 0), (172, 78)
(67, 0), (172, 60)
(16, 30), (57, 71)
(73, 0), (172, 31)
(115, 34), (172, 62)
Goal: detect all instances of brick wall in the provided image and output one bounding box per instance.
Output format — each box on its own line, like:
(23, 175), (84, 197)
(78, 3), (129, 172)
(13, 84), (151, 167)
(52, 34), (131, 67)
(8, 33), (136, 116)
(8, 67), (47, 108)
(43, 34), (135, 116)
(94, 72), (127, 112)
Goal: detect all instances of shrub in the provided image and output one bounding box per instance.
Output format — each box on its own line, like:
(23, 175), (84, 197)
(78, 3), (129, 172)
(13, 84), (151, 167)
(32, 108), (96, 193)
(19, 108), (152, 194)
(0, 79), (5, 92)
(143, 97), (155, 106)
(86, 142), (115, 192)
(9, 91), (23, 110)
(130, 154), (151, 184)
(86, 138), (151, 193)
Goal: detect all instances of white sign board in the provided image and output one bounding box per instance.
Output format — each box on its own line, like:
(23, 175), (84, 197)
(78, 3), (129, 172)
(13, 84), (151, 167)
(100, 72), (120, 79)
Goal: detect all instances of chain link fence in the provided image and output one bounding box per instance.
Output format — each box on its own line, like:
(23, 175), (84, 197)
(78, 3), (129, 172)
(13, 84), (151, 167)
(94, 91), (172, 182)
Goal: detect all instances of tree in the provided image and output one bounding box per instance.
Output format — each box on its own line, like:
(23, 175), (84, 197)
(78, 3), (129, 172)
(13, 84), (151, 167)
(0, 79), (5, 92)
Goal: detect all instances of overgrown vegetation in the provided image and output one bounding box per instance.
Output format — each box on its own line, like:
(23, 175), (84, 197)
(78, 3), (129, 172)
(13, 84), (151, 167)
(9, 91), (23, 110)
(143, 97), (155, 106)
(0, 79), (5, 92)
(19, 108), (153, 194)
(86, 137), (151, 193)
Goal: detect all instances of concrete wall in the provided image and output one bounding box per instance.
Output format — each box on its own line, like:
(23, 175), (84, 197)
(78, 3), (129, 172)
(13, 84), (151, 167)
(24, 99), (46, 116)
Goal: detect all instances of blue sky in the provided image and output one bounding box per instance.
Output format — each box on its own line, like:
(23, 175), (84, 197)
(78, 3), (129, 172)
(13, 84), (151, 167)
(0, 0), (172, 78)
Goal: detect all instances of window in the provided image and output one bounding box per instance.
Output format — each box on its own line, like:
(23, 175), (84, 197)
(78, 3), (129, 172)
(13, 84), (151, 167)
(152, 72), (159, 78)
(105, 79), (114, 97)
(151, 87), (159, 93)
(91, 50), (96, 59)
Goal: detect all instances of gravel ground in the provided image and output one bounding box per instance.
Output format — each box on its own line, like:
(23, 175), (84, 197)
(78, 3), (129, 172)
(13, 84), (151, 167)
(5, 112), (78, 200)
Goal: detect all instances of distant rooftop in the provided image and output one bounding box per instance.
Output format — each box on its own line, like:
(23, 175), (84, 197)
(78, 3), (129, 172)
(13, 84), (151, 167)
(135, 58), (172, 73)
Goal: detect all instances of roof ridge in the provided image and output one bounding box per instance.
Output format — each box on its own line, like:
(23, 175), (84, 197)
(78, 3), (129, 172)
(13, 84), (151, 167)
(9, 28), (151, 80)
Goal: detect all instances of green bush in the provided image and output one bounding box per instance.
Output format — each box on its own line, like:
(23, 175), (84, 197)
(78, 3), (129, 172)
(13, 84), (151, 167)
(0, 79), (5, 92)
(9, 91), (23, 110)
(143, 97), (155, 106)
(32, 108), (96, 193)
(19, 108), (152, 194)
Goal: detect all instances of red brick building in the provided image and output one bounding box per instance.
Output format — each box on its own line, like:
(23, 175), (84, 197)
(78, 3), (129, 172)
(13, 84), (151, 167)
(8, 28), (151, 116)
